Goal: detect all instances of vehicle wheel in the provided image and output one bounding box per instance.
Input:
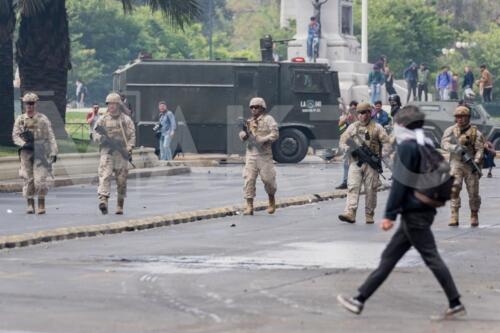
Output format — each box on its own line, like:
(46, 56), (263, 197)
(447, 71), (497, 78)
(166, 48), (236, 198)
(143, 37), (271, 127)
(493, 137), (500, 151)
(272, 128), (309, 163)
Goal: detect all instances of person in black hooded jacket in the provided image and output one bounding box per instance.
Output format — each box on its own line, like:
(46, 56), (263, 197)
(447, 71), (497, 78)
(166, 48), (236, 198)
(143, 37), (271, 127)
(337, 105), (466, 320)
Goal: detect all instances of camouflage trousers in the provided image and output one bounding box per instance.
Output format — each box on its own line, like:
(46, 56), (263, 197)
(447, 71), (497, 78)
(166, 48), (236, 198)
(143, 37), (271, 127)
(19, 150), (51, 199)
(344, 161), (380, 217)
(97, 152), (129, 199)
(450, 163), (481, 211)
(243, 154), (277, 199)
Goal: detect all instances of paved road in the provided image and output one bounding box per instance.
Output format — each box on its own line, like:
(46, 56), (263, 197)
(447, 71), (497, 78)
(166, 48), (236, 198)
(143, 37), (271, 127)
(0, 172), (499, 332)
(0, 162), (346, 237)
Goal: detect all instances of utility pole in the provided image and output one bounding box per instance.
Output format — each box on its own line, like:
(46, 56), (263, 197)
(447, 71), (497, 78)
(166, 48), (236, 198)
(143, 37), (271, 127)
(208, 0), (214, 60)
(361, 0), (368, 63)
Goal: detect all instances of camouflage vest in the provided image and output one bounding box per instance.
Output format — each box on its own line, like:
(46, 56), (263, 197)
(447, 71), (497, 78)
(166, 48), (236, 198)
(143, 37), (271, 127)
(20, 114), (48, 141)
(453, 125), (478, 155)
(353, 121), (381, 156)
(102, 115), (128, 144)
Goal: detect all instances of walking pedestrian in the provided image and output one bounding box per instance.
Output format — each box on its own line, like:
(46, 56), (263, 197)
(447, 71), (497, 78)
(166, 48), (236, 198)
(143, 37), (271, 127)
(483, 141), (496, 178)
(338, 102), (391, 224)
(155, 101), (177, 161)
(12, 92), (58, 214)
(463, 66), (475, 102)
(86, 103), (100, 141)
(436, 66), (452, 101)
(337, 105), (466, 320)
(384, 67), (396, 96)
(450, 73), (459, 100)
(477, 64), (493, 102)
(403, 62), (418, 103)
(441, 106), (485, 227)
(95, 93), (136, 215)
(336, 100), (358, 189)
(368, 65), (384, 105)
(417, 63), (430, 101)
(239, 97), (279, 215)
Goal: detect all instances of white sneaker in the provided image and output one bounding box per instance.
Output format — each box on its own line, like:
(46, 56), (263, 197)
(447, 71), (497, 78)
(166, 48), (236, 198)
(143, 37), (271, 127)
(337, 294), (364, 315)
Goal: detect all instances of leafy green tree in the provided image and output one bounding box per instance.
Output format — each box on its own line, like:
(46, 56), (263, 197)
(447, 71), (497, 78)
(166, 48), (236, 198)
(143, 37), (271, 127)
(437, 24), (500, 98)
(15, 0), (200, 138)
(353, 0), (455, 76)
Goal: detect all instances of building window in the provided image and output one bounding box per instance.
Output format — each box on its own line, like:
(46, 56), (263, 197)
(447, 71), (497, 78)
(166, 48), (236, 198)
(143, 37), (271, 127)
(341, 4), (353, 35)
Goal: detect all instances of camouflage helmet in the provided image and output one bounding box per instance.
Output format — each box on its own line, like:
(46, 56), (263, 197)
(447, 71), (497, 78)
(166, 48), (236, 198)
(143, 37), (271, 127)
(22, 92), (39, 103)
(356, 102), (371, 112)
(454, 106), (470, 116)
(249, 97), (267, 110)
(105, 92), (122, 104)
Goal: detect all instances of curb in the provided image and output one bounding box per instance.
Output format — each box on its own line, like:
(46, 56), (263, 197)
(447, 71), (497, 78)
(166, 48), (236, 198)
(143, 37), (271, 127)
(0, 167), (191, 193)
(0, 184), (390, 250)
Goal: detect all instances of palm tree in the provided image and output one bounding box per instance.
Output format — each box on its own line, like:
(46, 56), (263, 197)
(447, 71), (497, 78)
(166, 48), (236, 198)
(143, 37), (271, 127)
(0, 0), (51, 144)
(0, 0), (16, 146)
(14, 0), (200, 139)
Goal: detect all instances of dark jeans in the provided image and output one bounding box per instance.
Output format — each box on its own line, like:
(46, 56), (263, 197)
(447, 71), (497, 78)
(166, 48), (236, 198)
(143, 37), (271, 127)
(417, 83), (428, 101)
(407, 81), (417, 102)
(483, 87), (492, 102)
(358, 211), (460, 302)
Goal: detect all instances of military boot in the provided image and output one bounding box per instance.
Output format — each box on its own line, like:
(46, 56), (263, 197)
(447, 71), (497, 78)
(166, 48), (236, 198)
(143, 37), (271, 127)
(449, 208), (459, 227)
(470, 210), (479, 227)
(37, 197), (46, 215)
(243, 199), (254, 216)
(267, 195), (276, 214)
(338, 211), (356, 224)
(26, 198), (35, 214)
(99, 196), (108, 215)
(365, 214), (375, 224)
(116, 198), (124, 215)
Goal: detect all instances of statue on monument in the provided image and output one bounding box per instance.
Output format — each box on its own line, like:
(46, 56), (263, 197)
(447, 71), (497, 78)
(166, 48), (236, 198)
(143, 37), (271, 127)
(311, 0), (328, 26)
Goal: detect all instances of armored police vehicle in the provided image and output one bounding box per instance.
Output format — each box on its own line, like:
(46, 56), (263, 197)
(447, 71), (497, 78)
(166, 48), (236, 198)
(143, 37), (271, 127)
(414, 101), (500, 150)
(113, 49), (341, 163)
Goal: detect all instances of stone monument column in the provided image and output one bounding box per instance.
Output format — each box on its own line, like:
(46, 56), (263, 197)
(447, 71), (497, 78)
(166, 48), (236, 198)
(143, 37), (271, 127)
(284, 0), (372, 103)
(287, 0), (361, 62)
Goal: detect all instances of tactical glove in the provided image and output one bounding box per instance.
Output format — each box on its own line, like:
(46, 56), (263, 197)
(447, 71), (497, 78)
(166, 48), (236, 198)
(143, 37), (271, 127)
(239, 131), (248, 141)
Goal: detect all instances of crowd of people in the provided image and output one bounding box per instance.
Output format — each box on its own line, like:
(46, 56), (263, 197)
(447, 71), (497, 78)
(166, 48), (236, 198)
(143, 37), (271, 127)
(368, 57), (495, 104)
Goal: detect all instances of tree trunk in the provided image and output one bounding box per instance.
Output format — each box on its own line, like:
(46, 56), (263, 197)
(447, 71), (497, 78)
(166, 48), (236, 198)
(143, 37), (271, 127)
(16, 0), (71, 139)
(0, 0), (15, 146)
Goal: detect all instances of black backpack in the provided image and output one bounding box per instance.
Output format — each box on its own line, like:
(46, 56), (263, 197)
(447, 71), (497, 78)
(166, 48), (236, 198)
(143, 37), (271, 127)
(413, 144), (454, 208)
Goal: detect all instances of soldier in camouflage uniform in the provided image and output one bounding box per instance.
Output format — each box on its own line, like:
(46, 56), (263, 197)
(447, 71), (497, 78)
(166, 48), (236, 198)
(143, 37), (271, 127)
(94, 93), (136, 215)
(441, 106), (485, 227)
(338, 102), (391, 224)
(12, 92), (58, 214)
(239, 97), (279, 215)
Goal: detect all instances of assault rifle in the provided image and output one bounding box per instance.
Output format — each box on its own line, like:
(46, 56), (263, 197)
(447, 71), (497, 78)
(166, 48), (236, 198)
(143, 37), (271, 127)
(95, 125), (136, 168)
(451, 134), (482, 177)
(455, 144), (482, 177)
(238, 117), (248, 136)
(346, 137), (384, 177)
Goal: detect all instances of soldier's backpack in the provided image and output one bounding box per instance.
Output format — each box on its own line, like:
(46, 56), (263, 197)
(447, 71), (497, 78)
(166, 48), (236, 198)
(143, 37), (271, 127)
(413, 143), (454, 208)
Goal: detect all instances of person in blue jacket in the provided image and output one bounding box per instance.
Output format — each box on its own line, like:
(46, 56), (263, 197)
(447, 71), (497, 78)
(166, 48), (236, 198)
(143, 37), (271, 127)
(372, 100), (390, 127)
(155, 101), (177, 160)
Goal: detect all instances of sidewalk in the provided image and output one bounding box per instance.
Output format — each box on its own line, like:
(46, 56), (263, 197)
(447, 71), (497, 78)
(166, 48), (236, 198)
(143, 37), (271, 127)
(0, 163), (390, 249)
(0, 166), (190, 193)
